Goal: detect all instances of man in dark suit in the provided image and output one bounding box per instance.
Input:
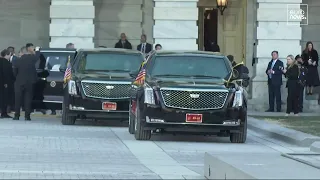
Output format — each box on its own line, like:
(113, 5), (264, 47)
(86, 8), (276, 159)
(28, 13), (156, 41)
(266, 51), (284, 112)
(0, 49), (15, 118)
(7, 46), (18, 65)
(7, 46), (18, 113)
(115, 33), (132, 49)
(137, 34), (152, 54)
(12, 43), (38, 120)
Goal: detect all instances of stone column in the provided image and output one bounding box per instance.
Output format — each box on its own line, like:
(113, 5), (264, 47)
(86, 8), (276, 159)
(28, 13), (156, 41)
(49, 0), (95, 48)
(250, 0), (302, 111)
(153, 0), (198, 50)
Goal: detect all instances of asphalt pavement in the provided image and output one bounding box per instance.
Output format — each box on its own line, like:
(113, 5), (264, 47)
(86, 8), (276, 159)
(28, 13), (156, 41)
(0, 116), (319, 179)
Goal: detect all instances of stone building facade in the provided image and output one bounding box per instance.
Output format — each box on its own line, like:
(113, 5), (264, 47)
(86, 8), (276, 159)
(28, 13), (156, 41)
(0, 0), (318, 111)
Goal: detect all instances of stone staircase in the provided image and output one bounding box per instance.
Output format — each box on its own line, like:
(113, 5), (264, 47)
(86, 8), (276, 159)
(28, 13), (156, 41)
(248, 93), (320, 113)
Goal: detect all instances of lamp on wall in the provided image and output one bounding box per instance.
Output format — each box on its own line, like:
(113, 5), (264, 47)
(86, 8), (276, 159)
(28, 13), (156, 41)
(216, 0), (228, 15)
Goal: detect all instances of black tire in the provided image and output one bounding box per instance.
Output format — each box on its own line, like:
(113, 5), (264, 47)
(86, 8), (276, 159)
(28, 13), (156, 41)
(134, 102), (151, 140)
(230, 108), (247, 143)
(61, 95), (76, 125)
(128, 101), (135, 134)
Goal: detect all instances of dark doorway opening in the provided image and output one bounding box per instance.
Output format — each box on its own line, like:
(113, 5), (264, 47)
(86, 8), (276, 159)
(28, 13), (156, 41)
(202, 8), (218, 52)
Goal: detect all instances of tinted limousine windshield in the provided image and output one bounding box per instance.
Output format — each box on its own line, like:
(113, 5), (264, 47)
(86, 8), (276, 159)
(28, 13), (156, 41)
(76, 52), (144, 72)
(150, 55), (231, 79)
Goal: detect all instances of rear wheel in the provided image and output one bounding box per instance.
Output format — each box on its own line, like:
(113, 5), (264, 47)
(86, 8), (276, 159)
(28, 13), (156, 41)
(61, 95), (76, 125)
(134, 102), (151, 140)
(230, 107), (247, 143)
(128, 101), (135, 134)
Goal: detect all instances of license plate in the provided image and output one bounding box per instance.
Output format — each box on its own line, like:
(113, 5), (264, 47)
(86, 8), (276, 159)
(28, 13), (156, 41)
(186, 113), (203, 123)
(102, 102), (117, 110)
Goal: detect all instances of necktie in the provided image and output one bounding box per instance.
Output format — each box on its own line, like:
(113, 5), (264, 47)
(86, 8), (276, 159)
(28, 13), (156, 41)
(269, 60), (276, 78)
(141, 44), (145, 53)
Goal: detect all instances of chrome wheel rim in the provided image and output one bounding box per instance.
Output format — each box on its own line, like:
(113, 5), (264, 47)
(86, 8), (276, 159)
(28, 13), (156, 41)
(134, 106), (138, 131)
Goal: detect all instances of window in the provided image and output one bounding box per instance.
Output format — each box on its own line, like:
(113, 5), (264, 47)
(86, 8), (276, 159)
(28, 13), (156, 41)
(76, 53), (144, 72)
(150, 55), (231, 79)
(38, 52), (74, 71)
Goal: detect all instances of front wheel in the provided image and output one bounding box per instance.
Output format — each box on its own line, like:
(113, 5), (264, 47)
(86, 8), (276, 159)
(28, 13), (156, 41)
(230, 108), (247, 143)
(61, 95), (76, 125)
(134, 102), (151, 140)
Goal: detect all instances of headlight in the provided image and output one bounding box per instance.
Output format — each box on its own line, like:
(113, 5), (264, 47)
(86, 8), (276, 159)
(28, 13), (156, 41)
(232, 90), (243, 107)
(68, 80), (77, 95)
(144, 86), (155, 105)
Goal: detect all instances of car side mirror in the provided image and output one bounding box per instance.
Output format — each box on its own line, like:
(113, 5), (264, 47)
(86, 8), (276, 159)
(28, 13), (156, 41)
(129, 70), (139, 78)
(232, 69), (240, 79)
(59, 68), (66, 73)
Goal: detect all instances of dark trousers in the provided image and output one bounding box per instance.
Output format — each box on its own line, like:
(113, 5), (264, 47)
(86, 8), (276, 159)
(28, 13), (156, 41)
(7, 84), (14, 112)
(268, 84), (281, 111)
(1, 87), (9, 115)
(14, 83), (33, 117)
(298, 85), (304, 111)
(286, 81), (299, 114)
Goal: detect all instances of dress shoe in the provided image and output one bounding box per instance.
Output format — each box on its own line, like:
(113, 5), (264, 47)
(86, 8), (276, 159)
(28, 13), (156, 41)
(277, 110), (282, 112)
(25, 117), (31, 121)
(265, 109), (274, 112)
(1, 114), (12, 118)
(12, 116), (19, 120)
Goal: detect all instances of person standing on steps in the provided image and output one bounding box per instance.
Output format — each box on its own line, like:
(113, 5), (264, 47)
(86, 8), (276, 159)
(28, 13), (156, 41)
(265, 51), (284, 112)
(12, 43), (38, 121)
(137, 34), (152, 55)
(302, 41), (320, 95)
(282, 55), (299, 116)
(114, 33), (132, 49)
(155, 44), (162, 50)
(0, 49), (15, 118)
(296, 55), (307, 113)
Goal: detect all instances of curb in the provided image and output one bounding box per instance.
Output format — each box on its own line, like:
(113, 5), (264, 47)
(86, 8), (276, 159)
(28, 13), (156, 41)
(247, 117), (320, 147)
(248, 111), (320, 117)
(311, 142), (320, 153)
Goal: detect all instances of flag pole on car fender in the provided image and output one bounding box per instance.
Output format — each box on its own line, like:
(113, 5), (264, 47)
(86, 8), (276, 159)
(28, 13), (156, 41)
(63, 55), (72, 84)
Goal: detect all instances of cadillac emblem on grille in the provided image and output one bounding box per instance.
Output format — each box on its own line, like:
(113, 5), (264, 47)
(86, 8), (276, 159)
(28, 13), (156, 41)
(190, 94), (199, 98)
(160, 88), (228, 110)
(81, 81), (131, 99)
(106, 85), (114, 90)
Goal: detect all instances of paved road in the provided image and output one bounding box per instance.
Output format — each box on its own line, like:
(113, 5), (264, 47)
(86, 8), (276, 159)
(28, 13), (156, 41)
(0, 116), (318, 179)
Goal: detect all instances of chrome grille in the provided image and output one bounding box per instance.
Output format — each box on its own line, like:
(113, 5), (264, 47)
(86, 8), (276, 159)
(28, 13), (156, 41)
(81, 81), (131, 99)
(160, 88), (229, 110)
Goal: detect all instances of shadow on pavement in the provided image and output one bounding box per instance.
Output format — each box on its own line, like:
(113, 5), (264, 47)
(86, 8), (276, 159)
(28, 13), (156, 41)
(25, 116), (233, 143)
(151, 134), (230, 143)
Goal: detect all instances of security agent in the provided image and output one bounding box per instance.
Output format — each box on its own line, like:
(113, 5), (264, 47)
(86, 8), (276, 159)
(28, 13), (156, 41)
(12, 43), (38, 121)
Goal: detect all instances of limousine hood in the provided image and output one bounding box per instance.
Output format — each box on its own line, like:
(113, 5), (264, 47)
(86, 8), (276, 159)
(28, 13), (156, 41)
(146, 76), (228, 90)
(74, 71), (133, 82)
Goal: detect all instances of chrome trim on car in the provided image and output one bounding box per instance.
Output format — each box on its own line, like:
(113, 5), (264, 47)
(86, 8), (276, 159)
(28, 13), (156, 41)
(160, 87), (228, 92)
(146, 122), (240, 126)
(40, 50), (75, 53)
(81, 80), (131, 99)
(159, 88), (229, 110)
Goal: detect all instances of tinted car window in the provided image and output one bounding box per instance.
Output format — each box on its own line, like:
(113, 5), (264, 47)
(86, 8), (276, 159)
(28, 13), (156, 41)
(38, 52), (74, 71)
(150, 55), (231, 79)
(76, 53), (144, 72)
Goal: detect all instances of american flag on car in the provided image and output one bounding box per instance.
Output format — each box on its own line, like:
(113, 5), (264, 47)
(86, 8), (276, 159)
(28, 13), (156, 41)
(133, 69), (146, 85)
(63, 55), (72, 84)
